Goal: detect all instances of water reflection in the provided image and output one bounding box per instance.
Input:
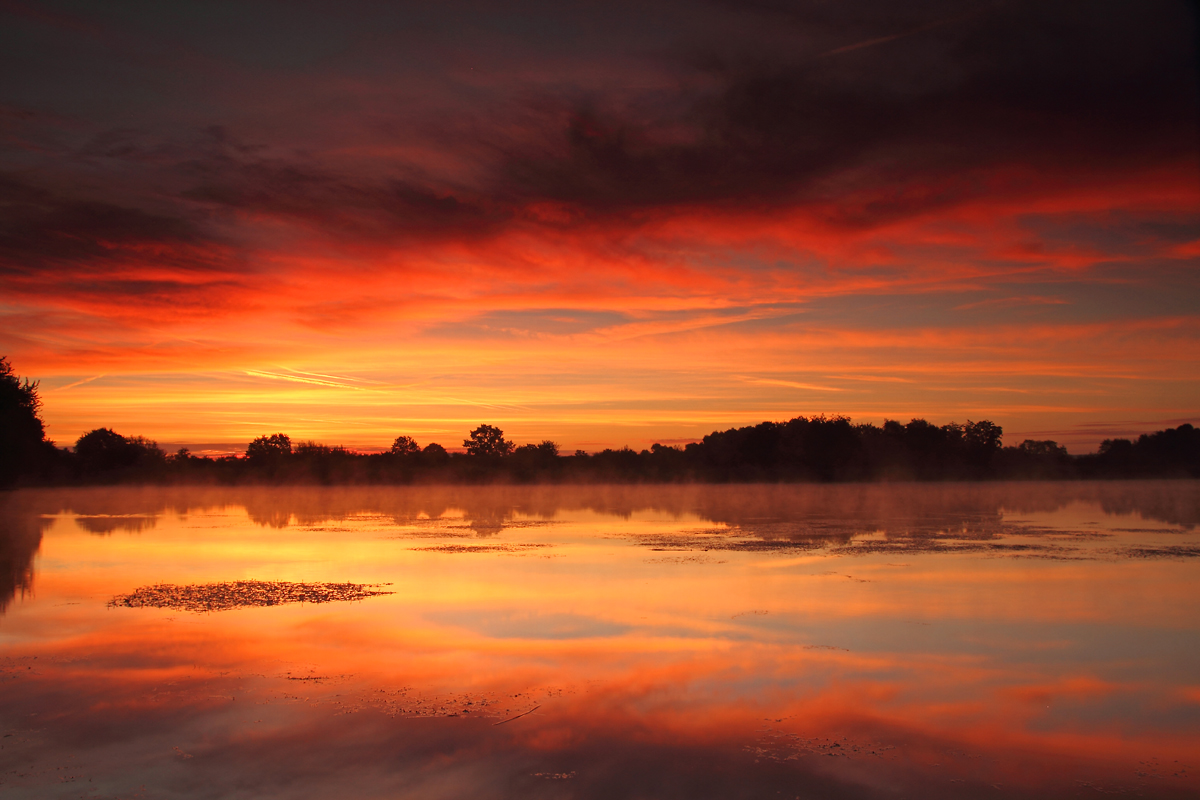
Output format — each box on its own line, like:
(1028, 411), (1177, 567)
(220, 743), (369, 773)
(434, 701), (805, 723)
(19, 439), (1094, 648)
(0, 494), (46, 613)
(7, 479), (1199, 534)
(0, 482), (1198, 798)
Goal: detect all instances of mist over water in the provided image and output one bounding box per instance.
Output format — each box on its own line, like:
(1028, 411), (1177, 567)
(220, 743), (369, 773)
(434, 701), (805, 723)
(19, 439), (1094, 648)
(2, 482), (1198, 798)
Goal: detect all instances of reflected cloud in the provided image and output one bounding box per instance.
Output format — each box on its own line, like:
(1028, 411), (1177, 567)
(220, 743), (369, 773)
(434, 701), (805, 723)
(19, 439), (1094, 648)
(1, 482), (1199, 797)
(427, 609), (632, 640)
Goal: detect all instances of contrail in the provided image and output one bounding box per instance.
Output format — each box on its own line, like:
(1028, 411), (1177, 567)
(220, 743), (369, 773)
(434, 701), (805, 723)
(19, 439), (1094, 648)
(244, 370), (364, 390)
(745, 377), (844, 392)
(816, 5), (993, 59)
(51, 374), (105, 391)
(281, 367), (386, 385)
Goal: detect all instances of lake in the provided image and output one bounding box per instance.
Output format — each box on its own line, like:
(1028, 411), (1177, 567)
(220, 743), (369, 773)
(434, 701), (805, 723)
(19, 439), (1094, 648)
(2, 482), (1198, 799)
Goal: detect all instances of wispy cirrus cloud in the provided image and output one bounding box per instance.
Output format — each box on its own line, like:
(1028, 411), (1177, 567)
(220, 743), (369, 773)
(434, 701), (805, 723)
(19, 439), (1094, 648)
(953, 296), (1069, 311)
(46, 374), (106, 392)
(742, 378), (845, 393)
(243, 370), (367, 390)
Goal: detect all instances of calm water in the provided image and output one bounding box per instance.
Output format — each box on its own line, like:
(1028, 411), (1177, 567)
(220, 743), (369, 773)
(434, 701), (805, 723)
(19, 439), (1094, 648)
(2, 482), (1199, 799)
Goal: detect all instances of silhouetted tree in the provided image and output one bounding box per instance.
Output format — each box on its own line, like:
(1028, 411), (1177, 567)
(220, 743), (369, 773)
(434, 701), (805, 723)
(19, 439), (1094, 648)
(421, 442), (450, 465)
(950, 419), (1004, 477)
(1131, 424), (1200, 476)
(127, 436), (166, 463)
(997, 438), (1068, 478)
(290, 440), (355, 483)
(74, 428), (165, 475)
(1081, 425), (1199, 478)
(964, 420), (1003, 452)
(899, 418), (955, 479)
(5, 383), (1194, 485)
(294, 440), (332, 457)
(511, 440), (561, 480)
(75, 428), (133, 472)
(0, 357), (50, 486)
(1098, 438), (1134, 458)
(391, 435), (420, 456)
(246, 433), (292, 462)
(590, 447), (644, 479)
(464, 424), (514, 458)
(860, 419), (911, 478)
(647, 443), (689, 479)
(1018, 440), (1068, 458)
(791, 415), (864, 480)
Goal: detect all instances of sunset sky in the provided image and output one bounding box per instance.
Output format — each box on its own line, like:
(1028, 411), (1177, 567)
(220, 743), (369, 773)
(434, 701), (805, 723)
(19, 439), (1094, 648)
(2, 0), (1198, 454)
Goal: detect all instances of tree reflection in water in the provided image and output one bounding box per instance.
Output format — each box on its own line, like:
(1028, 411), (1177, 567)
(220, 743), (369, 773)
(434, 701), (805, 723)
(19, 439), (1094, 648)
(0, 482), (1197, 799)
(0, 494), (49, 612)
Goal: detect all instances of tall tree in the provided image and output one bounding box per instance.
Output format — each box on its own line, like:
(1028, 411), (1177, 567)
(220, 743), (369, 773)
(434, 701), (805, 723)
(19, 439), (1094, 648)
(74, 429), (165, 475)
(0, 357), (48, 486)
(391, 435), (420, 456)
(246, 433), (293, 462)
(463, 425), (514, 458)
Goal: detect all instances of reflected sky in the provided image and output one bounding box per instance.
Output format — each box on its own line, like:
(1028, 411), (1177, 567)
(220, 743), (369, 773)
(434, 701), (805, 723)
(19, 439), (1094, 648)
(1, 482), (1199, 798)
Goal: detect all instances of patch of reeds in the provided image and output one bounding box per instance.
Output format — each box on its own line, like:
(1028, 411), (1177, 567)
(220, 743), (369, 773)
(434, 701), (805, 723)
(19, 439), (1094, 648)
(108, 580), (393, 612)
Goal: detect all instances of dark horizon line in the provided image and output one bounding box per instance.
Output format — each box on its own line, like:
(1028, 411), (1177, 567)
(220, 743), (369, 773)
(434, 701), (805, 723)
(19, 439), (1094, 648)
(20, 417), (1200, 487)
(75, 416), (1200, 460)
(4, 353), (1197, 486)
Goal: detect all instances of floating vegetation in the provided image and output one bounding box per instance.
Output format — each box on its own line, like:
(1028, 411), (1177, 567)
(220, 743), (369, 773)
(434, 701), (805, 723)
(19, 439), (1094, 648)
(621, 524), (1200, 561)
(1111, 545), (1200, 559)
(731, 610), (769, 619)
(108, 580), (394, 613)
(747, 731), (897, 763)
(412, 543), (551, 553)
(644, 554), (727, 564)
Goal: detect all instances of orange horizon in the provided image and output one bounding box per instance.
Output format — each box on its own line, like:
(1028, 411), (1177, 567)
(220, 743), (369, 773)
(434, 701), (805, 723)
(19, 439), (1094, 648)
(2, 3), (1196, 455)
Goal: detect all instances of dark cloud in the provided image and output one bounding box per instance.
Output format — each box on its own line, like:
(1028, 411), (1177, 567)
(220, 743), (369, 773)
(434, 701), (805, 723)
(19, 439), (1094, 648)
(0, 174), (205, 273)
(0, 171), (254, 318)
(182, 160), (507, 241)
(497, 0), (1199, 222)
(0, 0), (1195, 289)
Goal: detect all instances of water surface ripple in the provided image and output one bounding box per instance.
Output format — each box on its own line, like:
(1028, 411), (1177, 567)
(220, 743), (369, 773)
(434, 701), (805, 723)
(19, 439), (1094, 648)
(1, 482), (1198, 798)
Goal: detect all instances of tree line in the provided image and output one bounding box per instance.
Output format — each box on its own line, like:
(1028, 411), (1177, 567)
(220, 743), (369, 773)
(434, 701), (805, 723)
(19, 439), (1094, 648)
(2, 357), (1198, 486)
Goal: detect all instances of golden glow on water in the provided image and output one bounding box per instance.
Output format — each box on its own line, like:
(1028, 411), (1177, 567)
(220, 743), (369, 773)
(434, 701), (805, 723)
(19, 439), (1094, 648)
(1, 483), (1198, 798)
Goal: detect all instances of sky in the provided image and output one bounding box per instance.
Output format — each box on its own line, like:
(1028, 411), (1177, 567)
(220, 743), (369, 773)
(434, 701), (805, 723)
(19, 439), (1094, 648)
(1, 0), (1198, 454)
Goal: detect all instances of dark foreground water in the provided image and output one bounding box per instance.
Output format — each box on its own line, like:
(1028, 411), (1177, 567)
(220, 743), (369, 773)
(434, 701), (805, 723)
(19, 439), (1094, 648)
(1, 482), (1198, 799)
